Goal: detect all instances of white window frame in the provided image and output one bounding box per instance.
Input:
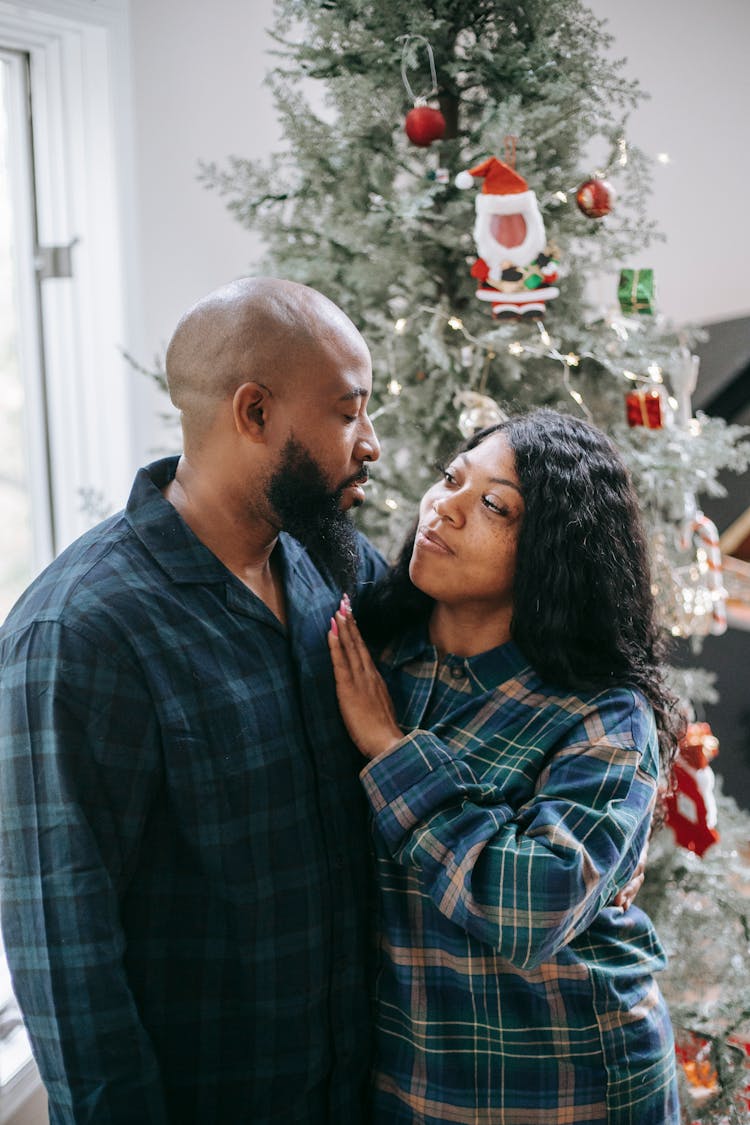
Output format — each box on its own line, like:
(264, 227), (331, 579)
(0, 0), (138, 555)
(1, 2), (137, 1118)
(1, 45), (54, 579)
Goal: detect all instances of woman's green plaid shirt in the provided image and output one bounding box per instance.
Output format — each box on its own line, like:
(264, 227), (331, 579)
(363, 627), (680, 1125)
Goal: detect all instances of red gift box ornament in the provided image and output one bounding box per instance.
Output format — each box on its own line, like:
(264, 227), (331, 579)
(664, 721), (721, 856)
(625, 385), (668, 428)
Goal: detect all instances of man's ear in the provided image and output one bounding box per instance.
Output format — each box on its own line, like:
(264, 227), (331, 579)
(232, 382), (272, 441)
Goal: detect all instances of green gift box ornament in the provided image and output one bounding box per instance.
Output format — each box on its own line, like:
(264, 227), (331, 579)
(618, 268), (655, 314)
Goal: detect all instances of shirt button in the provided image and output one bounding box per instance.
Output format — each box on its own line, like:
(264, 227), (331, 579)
(449, 663), (465, 679)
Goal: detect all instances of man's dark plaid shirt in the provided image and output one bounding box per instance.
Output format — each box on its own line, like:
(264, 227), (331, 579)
(0, 457), (385, 1125)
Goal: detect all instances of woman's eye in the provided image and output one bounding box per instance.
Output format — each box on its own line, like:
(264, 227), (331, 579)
(483, 496), (509, 516)
(441, 467), (458, 485)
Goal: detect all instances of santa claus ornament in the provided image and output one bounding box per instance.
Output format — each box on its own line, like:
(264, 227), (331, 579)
(456, 155), (560, 319)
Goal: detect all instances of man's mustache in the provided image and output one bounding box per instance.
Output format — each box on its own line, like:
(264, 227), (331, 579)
(341, 465), (369, 490)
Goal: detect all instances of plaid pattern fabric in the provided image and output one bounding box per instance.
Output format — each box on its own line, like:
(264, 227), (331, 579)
(0, 457), (385, 1125)
(362, 627), (679, 1124)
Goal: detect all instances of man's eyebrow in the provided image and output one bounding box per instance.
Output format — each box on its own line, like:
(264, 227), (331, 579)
(338, 388), (369, 402)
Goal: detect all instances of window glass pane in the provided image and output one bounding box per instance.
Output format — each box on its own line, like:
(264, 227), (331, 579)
(0, 948), (32, 1089)
(0, 52), (38, 1098)
(0, 56), (36, 623)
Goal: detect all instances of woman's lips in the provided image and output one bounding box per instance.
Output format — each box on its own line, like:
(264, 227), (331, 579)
(417, 527), (454, 555)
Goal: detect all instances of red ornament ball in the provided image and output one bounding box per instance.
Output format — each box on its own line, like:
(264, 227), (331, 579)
(576, 178), (615, 219)
(404, 105), (446, 147)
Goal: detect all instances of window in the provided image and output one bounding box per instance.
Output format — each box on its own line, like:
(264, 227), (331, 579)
(0, 2), (136, 1117)
(0, 48), (53, 623)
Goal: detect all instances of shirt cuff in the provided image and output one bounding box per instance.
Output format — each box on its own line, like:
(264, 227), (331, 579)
(359, 728), (515, 860)
(360, 730), (454, 809)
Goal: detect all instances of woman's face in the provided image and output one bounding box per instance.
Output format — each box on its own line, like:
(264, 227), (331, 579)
(409, 432), (524, 613)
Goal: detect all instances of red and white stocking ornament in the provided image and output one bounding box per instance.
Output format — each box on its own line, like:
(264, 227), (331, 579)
(400, 35), (446, 148)
(664, 721), (720, 856)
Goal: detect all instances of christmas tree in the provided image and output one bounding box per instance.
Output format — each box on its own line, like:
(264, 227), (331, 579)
(199, 1), (750, 1118)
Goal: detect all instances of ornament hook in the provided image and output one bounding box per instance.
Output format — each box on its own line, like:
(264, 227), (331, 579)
(398, 35), (439, 104)
(504, 135), (517, 169)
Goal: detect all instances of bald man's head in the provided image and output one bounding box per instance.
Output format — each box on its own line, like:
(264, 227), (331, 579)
(165, 277), (367, 443)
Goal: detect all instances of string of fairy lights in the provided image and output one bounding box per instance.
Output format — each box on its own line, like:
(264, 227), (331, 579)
(377, 131), (686, 426)
(369, 116), (728, 641)
(382, 302), (682, 425)
(378, 295), (726, 639)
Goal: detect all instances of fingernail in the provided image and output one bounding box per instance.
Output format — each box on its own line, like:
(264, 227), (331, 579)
(339, 597), (349, 616)
(330, 616), (338, 637)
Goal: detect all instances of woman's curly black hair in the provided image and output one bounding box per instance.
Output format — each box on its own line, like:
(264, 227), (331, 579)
(357, 408), (681, 775)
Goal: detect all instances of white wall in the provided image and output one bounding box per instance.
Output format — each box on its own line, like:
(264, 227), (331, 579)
(590, 0), (750, 327)
(127, 0), (750, 464)
(129, 0), (278, 459)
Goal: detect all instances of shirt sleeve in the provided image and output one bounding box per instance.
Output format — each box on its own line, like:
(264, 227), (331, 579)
(0, 619), (169, 1123)
(360, 688), (658, 971)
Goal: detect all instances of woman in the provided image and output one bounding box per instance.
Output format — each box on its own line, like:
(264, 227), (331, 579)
(328, 409), (680, 1124)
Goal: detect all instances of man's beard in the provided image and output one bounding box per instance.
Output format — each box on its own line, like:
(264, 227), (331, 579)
(265, 437), (363, 592)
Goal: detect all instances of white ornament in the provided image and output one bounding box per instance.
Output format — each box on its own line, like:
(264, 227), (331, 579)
(454, 390), (507, 438)
(669, 346), (700, 427)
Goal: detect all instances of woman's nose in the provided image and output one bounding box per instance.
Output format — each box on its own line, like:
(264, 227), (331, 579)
(433, 493), (463, 525)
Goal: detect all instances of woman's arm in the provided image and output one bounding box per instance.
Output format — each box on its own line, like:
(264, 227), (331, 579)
(329, 607), (657, 970)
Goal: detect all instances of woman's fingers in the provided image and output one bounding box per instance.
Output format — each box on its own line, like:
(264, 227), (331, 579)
(334, 599), (368, 676)
(327, 601), (403, 759)
(328, 615), (355, 686)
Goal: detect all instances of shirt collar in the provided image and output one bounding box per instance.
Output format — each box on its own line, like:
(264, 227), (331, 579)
(125, 456), (311, 590)
(384, 619), (532, 692)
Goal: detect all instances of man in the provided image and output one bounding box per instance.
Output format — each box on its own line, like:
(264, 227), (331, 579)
(0, 277), (383, 1124)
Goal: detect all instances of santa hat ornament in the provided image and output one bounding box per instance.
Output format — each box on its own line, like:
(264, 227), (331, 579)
(455, 158), (529, 195)
(456, 151), (560, 320)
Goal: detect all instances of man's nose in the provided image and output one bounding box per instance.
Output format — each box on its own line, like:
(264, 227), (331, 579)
(357, 415), (380, 462)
